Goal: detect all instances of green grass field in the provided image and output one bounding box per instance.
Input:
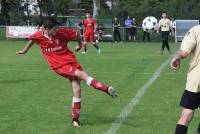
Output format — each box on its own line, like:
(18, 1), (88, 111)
(0, 41), (200, 134)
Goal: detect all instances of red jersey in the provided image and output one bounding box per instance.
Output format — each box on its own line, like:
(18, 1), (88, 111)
(29, 28), (78, 70)
(83, 18), (96, 32)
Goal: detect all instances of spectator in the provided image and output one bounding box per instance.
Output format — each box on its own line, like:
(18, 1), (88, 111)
(129, 16), (137, 41)
(77, 19), (84, 40)
(113, 17), (121, 42)
(143, 31), (151, 42)
(96, 24), (104, 42)
(170, 17), (176, 33)
(142, 23), (151, 42)
(157, 12), (174, 54)
(124, 15), (133, 41)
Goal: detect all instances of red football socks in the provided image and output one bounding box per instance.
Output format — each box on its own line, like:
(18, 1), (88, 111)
(72, 97), (81, 121)
(86, 77), (109, 92)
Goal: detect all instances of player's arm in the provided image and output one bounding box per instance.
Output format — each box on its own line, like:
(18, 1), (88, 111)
(16, 40), (34, 55)
(170, 50), (189, 70)
(75, 31), (82, 52)
(118, 22), (121, 27)
(157, 20), (161, 33)
(170, 27), (196, 70)
(169, 21), (175, 36)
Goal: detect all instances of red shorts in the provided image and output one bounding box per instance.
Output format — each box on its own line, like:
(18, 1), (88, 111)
(54, 62), (83, 81)
(84, 31), (95, 42)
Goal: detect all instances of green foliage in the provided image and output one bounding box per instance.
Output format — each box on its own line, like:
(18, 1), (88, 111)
(103, 0), (200, 25)
(0, 0), (199, 25)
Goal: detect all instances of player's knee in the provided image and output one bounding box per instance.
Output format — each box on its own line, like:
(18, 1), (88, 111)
(178, 110), (194, 125)
(74, 70), (88, 81)
(179, 116), (191, 125)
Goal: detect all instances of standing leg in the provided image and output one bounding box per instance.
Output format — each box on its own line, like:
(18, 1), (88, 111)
(147, 33), (150, 42)
(97, 33), (100, 42)
(175, 90), (200, 134)
(83, 41), (87, 53)
(161, 32), (165, 54)
(175, 109), (194, 134)
(113, 31), (117, 42)
(83, 33), (88, 53)
(117, 31), (122, 42)
(165, 32), (171, 54)
(71, 79), (81, 127)
(126, 28), (129, 41)
(143, 32), (146, 41)
(90, 33), (101, 54)
(74, 69), (118, 98)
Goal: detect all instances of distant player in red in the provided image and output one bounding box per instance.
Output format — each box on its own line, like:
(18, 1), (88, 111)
(16, 19), (118, 127)
(83, 12), (101, 54)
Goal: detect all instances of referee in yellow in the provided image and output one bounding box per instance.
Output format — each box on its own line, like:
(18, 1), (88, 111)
(157, 12), (174, 54)
(170, 25), (200, 134)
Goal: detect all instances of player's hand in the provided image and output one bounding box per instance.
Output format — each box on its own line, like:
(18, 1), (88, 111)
(75, 45), (82, 52)
(170, 57), (180, 71)
(16, 50), (26, 55)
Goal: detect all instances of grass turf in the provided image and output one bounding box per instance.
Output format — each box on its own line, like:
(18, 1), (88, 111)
(0, 41), (199, 134)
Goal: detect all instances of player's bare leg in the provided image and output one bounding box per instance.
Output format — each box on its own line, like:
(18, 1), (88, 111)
(175, 108), (194, 134)
(83, 41), (87, 53)
(91, 41), (101, 54)
(71, 79), (81, 127)
(74, 69), (118, 98)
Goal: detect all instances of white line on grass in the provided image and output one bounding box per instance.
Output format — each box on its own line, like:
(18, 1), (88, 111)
(105, 57), (171, 134)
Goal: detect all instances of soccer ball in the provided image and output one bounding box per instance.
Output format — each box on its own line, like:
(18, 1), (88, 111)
(142, 16), (158, 33)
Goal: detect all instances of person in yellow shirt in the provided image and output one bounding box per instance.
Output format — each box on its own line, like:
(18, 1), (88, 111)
(170, 25), (200, 134)
(157, 12), (174, 54)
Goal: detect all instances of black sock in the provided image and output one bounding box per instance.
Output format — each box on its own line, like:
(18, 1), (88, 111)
(196, 122), (200, 133)
(175, 124), (188, 134)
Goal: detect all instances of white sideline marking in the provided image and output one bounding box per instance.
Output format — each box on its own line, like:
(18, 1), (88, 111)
(105, 58), (171, 134)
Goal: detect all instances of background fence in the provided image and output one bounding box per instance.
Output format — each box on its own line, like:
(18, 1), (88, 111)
(0, 26), (175, 42)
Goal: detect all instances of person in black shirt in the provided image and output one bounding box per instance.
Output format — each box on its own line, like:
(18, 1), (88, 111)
(130, 16), (137, 41)
(96, 24), (104, 42)
(113, 17), (122, 42)
(77, 19), (84, 40)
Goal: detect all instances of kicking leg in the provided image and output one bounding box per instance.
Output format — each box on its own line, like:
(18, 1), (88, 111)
(74, 69), (118, 98)
(71, 79), (81, 127)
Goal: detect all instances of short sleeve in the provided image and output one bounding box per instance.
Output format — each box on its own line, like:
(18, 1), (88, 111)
(180, 27), (197, 53)
(28, 31), (42, 41)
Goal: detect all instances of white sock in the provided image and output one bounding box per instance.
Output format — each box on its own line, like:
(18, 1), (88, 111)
(73, 97), (81, 103)
(86, 76), (93, 86)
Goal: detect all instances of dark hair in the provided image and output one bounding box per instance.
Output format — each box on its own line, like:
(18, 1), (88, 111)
(36, 22), (43, 27)
(43, 18), (59, 29)
(85, 11), (91, 15)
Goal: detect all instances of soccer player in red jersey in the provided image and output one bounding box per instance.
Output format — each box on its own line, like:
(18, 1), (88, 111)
(16, 19), (118, 127)
(83, 12), (101, 54)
